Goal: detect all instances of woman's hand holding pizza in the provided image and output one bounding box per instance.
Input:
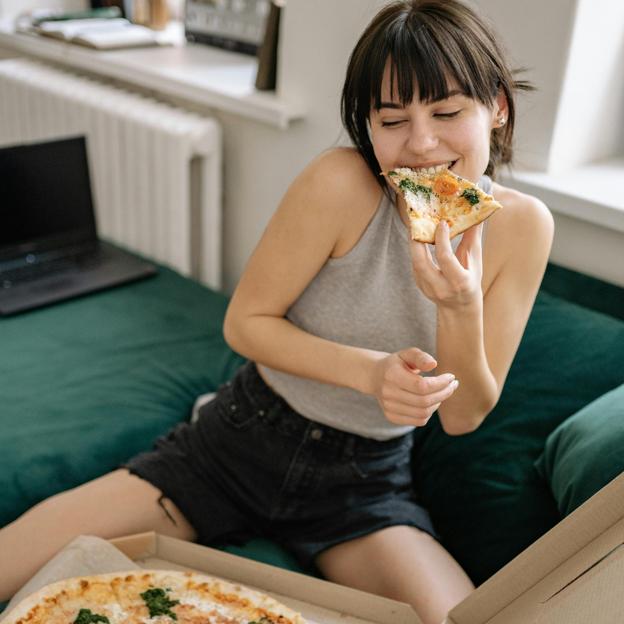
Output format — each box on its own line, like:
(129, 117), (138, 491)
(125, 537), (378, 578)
(410, 220), (484, 310)
(371, 347), (459, 427)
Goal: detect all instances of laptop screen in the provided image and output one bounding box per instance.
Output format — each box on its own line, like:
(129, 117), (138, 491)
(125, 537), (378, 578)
(0, 136), (97, 261)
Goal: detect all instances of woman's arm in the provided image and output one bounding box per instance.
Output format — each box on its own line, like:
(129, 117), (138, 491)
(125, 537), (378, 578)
(434, 188), (554, 434)
(224, 148), (385, 393)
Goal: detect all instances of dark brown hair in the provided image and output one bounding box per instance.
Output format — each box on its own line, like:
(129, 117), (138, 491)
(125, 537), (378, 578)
(341, 0), (533, 187)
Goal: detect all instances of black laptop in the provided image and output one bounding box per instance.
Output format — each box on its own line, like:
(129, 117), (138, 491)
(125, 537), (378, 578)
(0, 136), (157, 316)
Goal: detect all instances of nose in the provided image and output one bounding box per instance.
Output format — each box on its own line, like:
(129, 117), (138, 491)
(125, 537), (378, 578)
(407, 120), (439, 153)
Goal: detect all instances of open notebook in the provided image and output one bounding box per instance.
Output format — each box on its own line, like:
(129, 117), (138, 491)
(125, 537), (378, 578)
(36, 17), (166, 50)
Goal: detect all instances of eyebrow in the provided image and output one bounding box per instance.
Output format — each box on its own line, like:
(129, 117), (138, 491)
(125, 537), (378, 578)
(379, 89), (465, 109)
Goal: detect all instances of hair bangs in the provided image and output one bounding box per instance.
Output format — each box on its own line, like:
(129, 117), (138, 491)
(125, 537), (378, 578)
(371, 10), (499, 110)
(390, 29), (456, 106)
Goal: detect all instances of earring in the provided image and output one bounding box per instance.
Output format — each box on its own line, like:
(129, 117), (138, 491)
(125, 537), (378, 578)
(497, 115), (506, 127)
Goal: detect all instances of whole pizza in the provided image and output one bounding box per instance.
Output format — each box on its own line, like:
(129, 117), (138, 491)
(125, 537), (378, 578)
(3, 570), (307, 624)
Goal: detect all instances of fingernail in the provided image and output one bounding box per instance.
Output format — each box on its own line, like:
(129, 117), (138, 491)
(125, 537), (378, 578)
(444, 374), (455, 383)
(451, 379), (460, 389)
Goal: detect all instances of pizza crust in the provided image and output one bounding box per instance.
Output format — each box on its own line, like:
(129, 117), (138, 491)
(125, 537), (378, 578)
(3, 570), (307, 624)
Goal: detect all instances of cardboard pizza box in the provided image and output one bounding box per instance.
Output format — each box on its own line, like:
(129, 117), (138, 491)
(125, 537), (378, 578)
(110, 472), (624, 624)
(109, 531), (419, 624)
(445, 472), (624, 624)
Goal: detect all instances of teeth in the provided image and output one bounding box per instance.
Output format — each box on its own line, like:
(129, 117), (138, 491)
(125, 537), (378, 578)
(412, 163), (451, 174)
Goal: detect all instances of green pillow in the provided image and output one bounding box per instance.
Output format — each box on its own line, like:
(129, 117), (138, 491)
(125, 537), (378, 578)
(222, 538), (305, 573)
(535, 384), (624, 516)
(412, 291), (624, 586)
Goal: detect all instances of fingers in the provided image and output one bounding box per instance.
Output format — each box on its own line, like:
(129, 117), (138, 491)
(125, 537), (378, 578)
(410, 239), (440, 282)
(434, 220), (457, 273)
(392, 363), (455, 395)
(397, 347), (437, 373)
(380, 377), (459, 427)
(383, 377), (459, 409)
(455, 222), (483, 259)
(384, 405), (441, 427)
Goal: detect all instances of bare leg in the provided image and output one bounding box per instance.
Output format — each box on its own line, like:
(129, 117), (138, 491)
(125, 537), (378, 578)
(316, 526), (474, 624)
(0, 469), (196, 601)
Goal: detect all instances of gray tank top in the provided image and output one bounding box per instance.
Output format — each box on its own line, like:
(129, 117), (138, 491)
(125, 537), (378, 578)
(259, 176), (493, 440)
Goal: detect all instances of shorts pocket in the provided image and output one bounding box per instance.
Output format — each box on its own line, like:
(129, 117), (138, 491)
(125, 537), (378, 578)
(215, 382), (258, 430)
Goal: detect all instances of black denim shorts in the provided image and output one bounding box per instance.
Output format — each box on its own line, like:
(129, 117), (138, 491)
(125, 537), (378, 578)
(125, 362), (436, 570)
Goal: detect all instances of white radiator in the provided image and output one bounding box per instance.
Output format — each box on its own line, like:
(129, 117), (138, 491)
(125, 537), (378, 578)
(0, 58), (222, 289)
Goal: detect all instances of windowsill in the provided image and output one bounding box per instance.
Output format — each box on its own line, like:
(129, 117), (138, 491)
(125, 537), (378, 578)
(0, 20), (305, 129)
(502, 158), (624, 234)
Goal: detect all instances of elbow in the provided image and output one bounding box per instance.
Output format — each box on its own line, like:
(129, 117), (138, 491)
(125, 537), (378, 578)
(223, 307), (244, 354)
(438, 397), (498, 436)
(439, 417), (483, 436)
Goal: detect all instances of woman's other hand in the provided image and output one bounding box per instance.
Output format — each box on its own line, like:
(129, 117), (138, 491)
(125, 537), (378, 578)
(372, 347), (459, 427)
(410, 220), (484, 310)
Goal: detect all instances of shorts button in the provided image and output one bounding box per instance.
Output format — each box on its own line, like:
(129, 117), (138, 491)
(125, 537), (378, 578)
(230, 404), (237, 411)
(258, 409), (265, 416)
(310, 428), (323, 441)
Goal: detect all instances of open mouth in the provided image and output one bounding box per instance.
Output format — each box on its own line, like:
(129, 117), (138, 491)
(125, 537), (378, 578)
(409, 160), (458, 174)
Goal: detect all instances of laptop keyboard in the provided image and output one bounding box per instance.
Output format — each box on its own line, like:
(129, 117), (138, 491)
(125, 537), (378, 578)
(0, 250), (104, 289)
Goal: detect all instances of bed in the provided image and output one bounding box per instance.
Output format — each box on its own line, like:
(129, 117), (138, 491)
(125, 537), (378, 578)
(1, 253), (623, 605)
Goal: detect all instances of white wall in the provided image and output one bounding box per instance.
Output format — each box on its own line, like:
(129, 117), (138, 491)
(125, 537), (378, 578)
(547, 0), (624, 172)
(476, 0), (624, 287)
(471, 0), (578, 172)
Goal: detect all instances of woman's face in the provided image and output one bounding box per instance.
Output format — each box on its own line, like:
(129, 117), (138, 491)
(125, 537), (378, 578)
(369, 64), (506, 183)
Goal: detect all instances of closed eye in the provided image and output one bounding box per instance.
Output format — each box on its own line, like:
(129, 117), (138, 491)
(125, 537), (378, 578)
(381, 120), (405, 127)
(434, 110), (462, 119)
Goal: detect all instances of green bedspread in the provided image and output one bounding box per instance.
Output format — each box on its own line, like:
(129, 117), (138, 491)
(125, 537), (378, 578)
(0, 266), (244, 525)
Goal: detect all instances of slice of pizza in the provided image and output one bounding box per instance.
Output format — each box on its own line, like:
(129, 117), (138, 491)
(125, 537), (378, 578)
(383, 166), (502, 243)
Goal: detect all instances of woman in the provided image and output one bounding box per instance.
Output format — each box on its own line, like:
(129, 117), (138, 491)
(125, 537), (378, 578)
(0, 2), (553, 622)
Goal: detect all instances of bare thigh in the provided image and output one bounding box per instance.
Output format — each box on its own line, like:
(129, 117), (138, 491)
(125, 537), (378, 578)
(316, 526), (474, 624)
(0, 469), (196, 601)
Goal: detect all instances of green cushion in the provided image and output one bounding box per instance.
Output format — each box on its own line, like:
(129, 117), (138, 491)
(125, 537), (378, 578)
(535, 384), (624, 516)
(0, 266), (244, 527)
(412, 291), (624, 586)
(541, 263), (624, 321)
(222, 539), (304, 572)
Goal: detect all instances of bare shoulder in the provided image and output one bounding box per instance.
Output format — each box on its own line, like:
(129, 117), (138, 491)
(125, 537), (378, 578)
(297, 146), (380, 210)
(482, 182), (554, 290)
(491, 182), (553, 231)
(282, 147), (382, 256)
(488, 184), (554, 249)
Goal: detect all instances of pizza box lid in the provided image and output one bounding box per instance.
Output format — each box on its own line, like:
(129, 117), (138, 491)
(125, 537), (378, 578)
(445, 472), (624, 624)
(109, 531), (421, 624)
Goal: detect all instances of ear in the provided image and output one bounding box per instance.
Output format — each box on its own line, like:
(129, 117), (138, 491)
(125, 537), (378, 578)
(492, 89), (509, 129)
